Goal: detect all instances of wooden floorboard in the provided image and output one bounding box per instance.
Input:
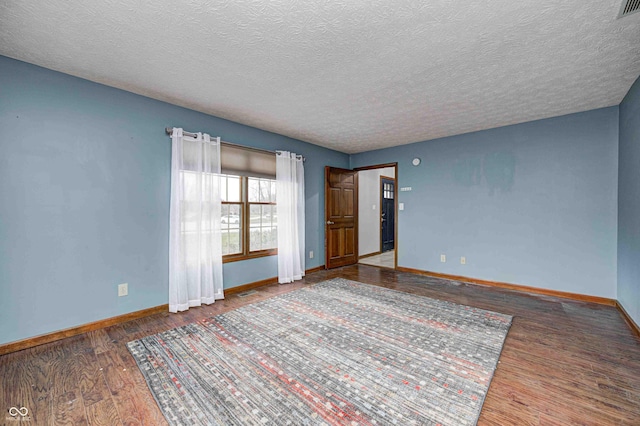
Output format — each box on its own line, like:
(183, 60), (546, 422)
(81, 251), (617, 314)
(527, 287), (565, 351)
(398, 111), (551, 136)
(1, 265), (639, 425)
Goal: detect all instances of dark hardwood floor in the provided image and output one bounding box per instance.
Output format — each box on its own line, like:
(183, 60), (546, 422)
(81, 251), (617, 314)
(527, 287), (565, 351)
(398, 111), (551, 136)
(1, 265), (639, 425)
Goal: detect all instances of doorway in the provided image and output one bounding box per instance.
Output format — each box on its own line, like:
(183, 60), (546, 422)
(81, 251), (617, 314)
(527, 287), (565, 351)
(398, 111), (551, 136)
(355, 164), (397, 269)
(380, 176), (395, 253)
(324, 163), (397, 270)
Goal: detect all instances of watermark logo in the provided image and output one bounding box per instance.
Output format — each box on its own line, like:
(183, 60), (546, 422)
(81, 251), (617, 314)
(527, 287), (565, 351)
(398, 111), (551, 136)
(6, 406), (31, 422)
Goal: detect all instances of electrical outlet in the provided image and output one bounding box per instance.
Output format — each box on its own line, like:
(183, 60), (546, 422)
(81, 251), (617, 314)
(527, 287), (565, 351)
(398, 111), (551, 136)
(309, 250), (314, 259)
(440, 254), (446, 263)
(461, 256), (466, 265)
(118, 283), (128, 297)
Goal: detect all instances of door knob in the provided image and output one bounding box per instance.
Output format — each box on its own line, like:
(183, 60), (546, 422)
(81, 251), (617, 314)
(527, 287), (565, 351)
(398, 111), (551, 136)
(326, 221), (335, 225)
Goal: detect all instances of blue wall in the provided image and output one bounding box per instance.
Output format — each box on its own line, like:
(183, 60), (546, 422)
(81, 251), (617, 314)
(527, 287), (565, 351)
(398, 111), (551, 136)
(618, 75), (640, 327)
(1, 53), (634, 346)
(352, 108), (619, 298)
(0, 56), (349, 345)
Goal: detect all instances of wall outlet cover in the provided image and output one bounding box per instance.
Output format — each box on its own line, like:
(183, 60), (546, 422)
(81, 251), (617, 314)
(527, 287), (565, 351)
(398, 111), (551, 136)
(118, 283), (128, 297)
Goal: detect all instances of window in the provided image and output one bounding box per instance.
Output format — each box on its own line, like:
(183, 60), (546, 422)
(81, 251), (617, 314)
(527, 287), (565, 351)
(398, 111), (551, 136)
(221, 174), (277, 261)
(248, 177), (277, 252)
(383, 182), (394, 199)
(220, 174), (243, 256)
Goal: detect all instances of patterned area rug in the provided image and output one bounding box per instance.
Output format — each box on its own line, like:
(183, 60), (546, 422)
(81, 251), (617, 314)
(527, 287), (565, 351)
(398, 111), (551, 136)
(127, 278), (512, 425)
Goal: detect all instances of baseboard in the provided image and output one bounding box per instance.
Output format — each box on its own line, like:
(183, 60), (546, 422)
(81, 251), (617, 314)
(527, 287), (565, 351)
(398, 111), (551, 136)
(225, 277), (279, 296)
(0, 304), (168, 356)
(359, 251), (382, 260)
(396, 266), (617, 306)
(616, 301), (640, 337)
(0, 266), (329, 356)
(225, 265), (325, 296)
(306, 265), (326, 274)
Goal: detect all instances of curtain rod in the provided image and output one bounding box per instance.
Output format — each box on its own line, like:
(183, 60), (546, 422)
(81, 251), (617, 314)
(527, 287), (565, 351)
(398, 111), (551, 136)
(165, 127), (304, 160)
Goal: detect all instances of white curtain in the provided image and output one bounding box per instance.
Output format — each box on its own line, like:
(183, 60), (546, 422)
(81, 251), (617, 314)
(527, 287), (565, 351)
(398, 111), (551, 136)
(276, 151), (305, 283)
(169, 128), (224, 313)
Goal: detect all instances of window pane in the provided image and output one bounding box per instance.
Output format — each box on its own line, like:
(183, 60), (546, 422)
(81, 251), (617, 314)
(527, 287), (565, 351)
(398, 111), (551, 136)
(221, 204), (241, 227)
(259, 179), (270, 202)
(266, 226), (277, 248)
(265, 204), (276, 225)
(221, 203), (242, 255)
(248, 177), (260, 202)
(219, 175), (227, 201)
(222, 229), (241, 255)
(250, 226), (277, 252)
(248, 177), (276, 202)
(222, 174), (241, 202)
(249, 202), (277, 252)
(250, 204), (263, 226)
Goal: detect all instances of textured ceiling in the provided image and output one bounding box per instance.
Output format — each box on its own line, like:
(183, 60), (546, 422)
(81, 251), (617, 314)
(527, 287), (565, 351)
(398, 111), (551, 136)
(1, 1), (639, 154)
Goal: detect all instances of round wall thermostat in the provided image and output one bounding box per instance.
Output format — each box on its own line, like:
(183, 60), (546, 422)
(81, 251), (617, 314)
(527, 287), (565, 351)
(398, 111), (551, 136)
(412, 158), (421, 166)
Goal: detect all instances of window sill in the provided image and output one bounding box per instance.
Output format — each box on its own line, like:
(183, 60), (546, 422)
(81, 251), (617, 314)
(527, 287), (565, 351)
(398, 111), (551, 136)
(223, 250), (278, 264)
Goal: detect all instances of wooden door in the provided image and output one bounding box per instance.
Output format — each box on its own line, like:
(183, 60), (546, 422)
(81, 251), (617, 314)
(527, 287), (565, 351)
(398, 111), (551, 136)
(325, 167), (358, 269)
(380, 177), (395, 252)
